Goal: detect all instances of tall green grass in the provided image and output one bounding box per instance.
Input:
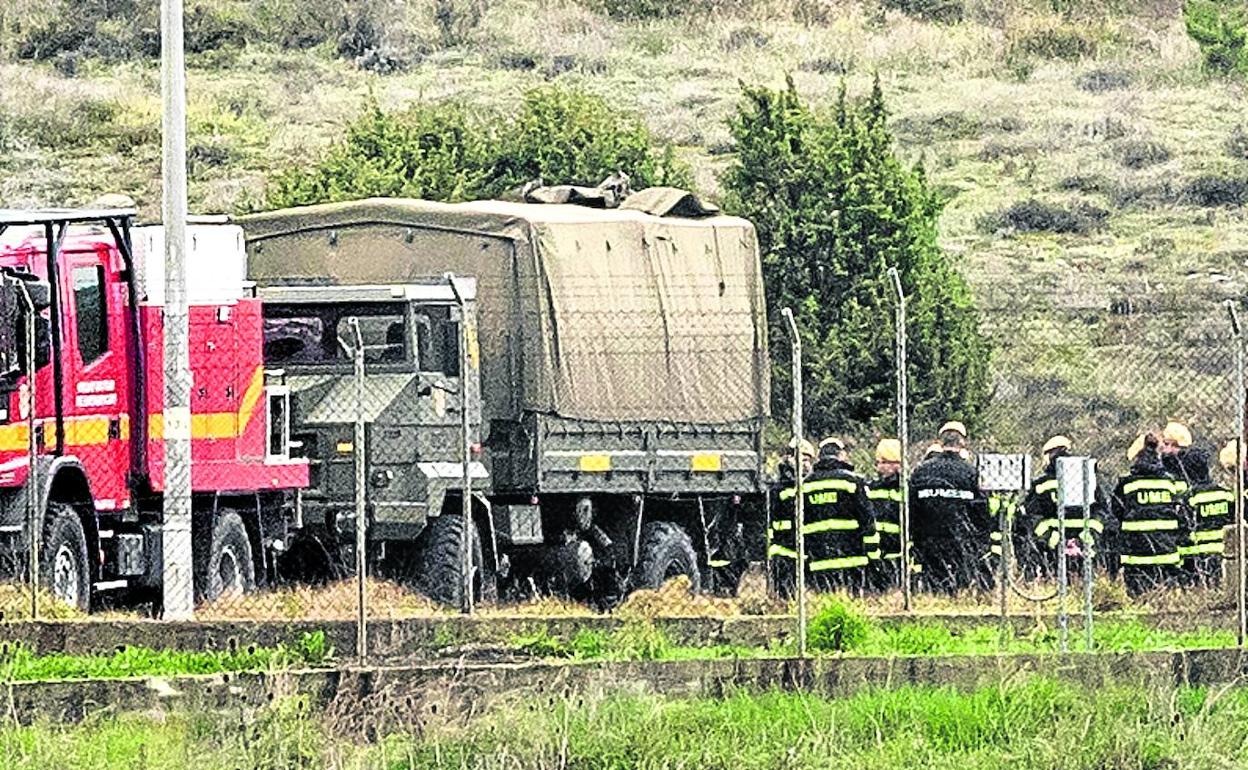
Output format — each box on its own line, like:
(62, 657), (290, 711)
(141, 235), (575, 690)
(0, 631), (333, 682)
(9, 678), (1241, 769)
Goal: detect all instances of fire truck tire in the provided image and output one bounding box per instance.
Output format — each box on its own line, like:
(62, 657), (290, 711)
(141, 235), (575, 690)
(196, 511), (256, 605)
(631, 521), (701, 593)
(41, 503), (91, 612)
(417, 513), (489, 607)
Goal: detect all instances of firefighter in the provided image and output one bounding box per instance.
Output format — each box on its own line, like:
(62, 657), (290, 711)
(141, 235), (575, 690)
(770, 438), (815, 597)
(1179, 446), (1234, 587)
(1017, 435), (1069, 581)
(1113, 432), (1185, 595)
(800, 438), (875, 594)
(909, 421), (990, 594)
(866, 438), (903, 592)
(1021, 435), (1114, 581)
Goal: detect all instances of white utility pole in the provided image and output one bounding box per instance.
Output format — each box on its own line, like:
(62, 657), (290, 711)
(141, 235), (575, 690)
(160, 0), (194, 620)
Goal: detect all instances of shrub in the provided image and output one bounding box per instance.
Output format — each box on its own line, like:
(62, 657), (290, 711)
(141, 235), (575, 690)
(981, 199), (1109, 234)
(723, 77), (991, 434)
(1075, 68), (1133, 93)
(264, 86), (688, 210)
(1006, 18), (1098, 63)
(1183, 173), (1248, 206)
(1183, 0), (1248, 76)
(881, 0), (965, 23)
(1112, 138), (1171, 170)
(807, 597), (871, 653)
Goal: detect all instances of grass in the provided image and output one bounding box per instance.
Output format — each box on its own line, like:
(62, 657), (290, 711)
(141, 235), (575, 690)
(0, 631), (333, 682)
(7, 677), (1248, 768)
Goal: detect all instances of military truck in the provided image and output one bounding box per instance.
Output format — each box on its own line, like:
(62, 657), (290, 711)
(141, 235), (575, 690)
(238, 194), (770, 606)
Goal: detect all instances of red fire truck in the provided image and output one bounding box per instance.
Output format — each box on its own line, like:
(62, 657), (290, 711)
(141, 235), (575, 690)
(0, 208), (308, 611)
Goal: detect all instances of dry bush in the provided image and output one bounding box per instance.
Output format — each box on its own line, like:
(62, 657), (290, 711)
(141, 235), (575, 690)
(197, 578), (451, 621)
(1111, 137), (1171, 169)
(614, 575), (740, 619)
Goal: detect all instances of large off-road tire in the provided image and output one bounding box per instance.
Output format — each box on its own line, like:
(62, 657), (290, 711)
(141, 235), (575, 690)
(195, 511), (256, 605)
(631, 521), (701, 593)
(417, 514), (494, 607)
(40, 503), (91, 612)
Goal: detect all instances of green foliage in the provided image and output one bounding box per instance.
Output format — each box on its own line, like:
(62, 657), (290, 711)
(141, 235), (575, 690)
(807, 597), (872, 652)
(264, 86), (688, 210)
(0, 633), (333, 682)
(1184, 0), (1248, 76)
(723, 77), (991, 437)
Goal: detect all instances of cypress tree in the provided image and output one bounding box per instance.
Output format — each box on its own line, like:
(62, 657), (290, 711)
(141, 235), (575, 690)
(723, 76), (990, 438)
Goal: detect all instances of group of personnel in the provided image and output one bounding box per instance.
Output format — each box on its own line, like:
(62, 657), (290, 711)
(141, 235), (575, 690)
(769, 420), (1243, 597)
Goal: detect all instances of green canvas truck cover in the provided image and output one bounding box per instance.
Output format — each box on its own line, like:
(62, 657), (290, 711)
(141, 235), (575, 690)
(238, 197), (769, 426)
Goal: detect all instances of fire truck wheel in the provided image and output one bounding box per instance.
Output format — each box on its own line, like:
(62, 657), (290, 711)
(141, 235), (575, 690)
(197, 511), (256, 605)
(41, 503), (91, 613)
(417, 513), (491, 607)
(631, 521), (701, 593)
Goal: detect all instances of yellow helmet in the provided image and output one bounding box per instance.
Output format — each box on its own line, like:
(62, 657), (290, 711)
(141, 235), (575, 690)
(1041, 435), (1072, 455)
(819, 436), (846, 453)
(1220, 440), (1239, 470)
(875, 438), (902, 463)
(787, 436), (816, 458)
(939, 420), (967, 438)
(1126, 433), (1146, 462)
(1163, 421), (1193, 448)
(923, 441), (944, 459)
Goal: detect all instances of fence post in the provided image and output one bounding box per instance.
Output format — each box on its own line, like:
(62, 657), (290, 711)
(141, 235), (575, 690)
(448, 275), (474, 616)
(781, 307), (806, 658)
(1229, 301), (1246, 647)
(1082, 458), (1095, 651)
(21, 284), (37, 619)
(888, 268), (912, 612)
(348, 318), (367, 665)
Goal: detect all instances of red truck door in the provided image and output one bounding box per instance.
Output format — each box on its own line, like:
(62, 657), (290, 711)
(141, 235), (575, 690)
(61, 245), (131, 511)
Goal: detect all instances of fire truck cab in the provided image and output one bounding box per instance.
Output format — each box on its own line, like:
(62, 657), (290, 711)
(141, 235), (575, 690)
(0, 209), (307, 612)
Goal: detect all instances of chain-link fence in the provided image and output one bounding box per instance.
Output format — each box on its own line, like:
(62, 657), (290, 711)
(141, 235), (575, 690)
(2, 208), (1247, 665)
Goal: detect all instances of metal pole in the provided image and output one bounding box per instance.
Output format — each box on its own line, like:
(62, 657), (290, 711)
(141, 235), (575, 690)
(350, 319), (367, 665)
(781, 307), (806, 658)
(888, 268), (912, 612)
(160, 0), (194, 621)
(448, 275), (473, 615)
(998, 496), (1009, 646)
(21, 286), (37, 619)
(1057, 495), (1068, 653)
(1228, 301), (1246, 647)
(1082, 458), (1095, 651)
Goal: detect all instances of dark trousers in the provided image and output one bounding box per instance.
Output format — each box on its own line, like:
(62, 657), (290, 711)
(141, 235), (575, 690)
(867, 557), (902, 593)
(810, 566), (866, 595)
(915, 537), (988, 594)
(1183, 555), (1223, 588)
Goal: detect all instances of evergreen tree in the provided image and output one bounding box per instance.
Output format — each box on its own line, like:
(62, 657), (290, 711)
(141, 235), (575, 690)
(723, 76), (990, 438)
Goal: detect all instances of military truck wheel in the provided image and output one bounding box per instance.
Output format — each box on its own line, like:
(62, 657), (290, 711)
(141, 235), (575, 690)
(41, 503), (91, 613)
(196, 511), (256, 604)
(631, 521), (701, 593)
(417, 514), (493, 607)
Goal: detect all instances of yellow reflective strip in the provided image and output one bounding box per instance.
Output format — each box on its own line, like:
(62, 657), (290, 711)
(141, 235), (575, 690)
(1121, 519), (1179, 532)
(1035, 518), (1104, 535)
(866, 488), (902, 502)
(809, 556), (869, 571)
(1036, 479), (1058, 494)
(1121, 552), (1181, 566)
(803, 478), (857, 494)
(708, 559), (731, 568)
(1123, 479), (1178, 495)
(990, 544), (1002, 555)
(802, 518), (859, 535)
(1191, 529), (1227, 543)
(1183, 542), (1224, 555)
(770, 520), (793, 531)
(236, 366), (265, 433)
(779, 487), (797, 501)
(579, 454), (611, 473)
(875, 521), (901, 534)
(690, 453), (722, 472)
(1190, 490), (1236, 507)
(768, 544), (798, 559)
(990, 531), (1002, 542)
(867, 550), (882, 560)
(862, 533), (881, 544)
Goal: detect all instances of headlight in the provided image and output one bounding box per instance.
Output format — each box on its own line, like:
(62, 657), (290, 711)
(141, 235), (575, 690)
(370, 468), (394, 488)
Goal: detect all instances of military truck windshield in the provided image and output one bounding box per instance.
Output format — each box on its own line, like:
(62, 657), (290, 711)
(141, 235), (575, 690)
(263, 302), (460, 375)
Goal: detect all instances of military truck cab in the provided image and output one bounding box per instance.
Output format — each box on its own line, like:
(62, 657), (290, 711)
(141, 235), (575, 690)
(259, 281), (492, 602)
